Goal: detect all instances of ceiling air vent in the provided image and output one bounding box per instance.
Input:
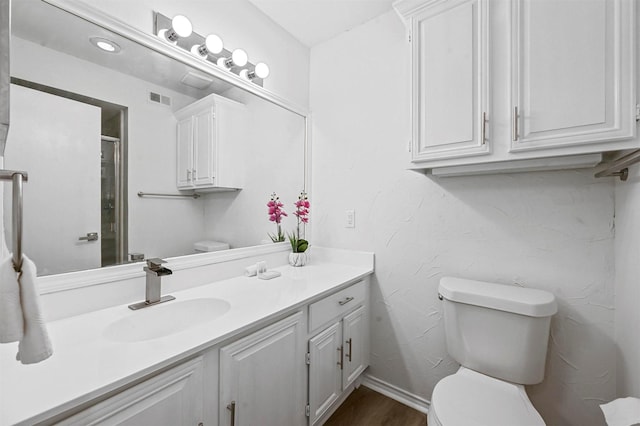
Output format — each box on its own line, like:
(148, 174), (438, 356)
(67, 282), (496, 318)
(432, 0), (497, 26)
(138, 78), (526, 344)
(148, 91), (172, 107)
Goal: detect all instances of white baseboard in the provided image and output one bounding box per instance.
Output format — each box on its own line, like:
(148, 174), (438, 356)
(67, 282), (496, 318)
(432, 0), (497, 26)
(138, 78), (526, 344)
(360, 374), (430, 414)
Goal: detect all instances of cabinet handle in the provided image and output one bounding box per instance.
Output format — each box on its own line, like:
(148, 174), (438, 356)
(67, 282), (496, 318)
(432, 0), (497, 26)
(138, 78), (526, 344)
(337, 345), (343, 370)
(512, 106), (519, 142)
(481, 112), (487, 145)
(346, 338), (352, 362)
(187, 169), (192, 181)
(192, 168), (197, 180)
(338, 296), (354, 306)
(226, 401), (236, 426)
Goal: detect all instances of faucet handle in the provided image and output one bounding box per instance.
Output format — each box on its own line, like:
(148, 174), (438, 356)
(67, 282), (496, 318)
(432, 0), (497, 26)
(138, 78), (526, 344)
(146, 258), (167, 270)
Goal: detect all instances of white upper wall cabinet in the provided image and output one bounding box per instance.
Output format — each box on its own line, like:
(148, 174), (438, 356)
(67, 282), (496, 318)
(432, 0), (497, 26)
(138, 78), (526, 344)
(405, 0), (490, 162)
(511, 0), (636, 152)
(394, 0), (638, 175)
(175, 93), (247, 191)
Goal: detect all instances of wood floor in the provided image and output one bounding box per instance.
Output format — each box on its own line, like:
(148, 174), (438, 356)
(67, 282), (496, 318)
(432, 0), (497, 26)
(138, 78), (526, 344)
(323, 386), (427, 426)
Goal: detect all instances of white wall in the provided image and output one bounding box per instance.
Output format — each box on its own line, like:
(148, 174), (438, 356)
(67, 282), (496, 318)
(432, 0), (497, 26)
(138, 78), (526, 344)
(80, 0), (310, 109)
(202, 87), (306, 248)
(310, 10), (617, 426)
(614, 163), (640, 398)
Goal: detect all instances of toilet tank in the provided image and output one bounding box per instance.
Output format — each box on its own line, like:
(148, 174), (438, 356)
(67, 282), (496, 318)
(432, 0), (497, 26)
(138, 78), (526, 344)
(439, 277), (557, 385)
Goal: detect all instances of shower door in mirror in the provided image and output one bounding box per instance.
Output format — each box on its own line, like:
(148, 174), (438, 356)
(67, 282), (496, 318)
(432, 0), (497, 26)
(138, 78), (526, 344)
(4, 84), (101, 275)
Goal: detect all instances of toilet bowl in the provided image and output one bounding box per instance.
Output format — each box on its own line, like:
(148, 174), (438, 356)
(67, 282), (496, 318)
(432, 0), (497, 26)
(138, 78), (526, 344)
(432, 277), (557, 426)
(428, 367), (544, 426)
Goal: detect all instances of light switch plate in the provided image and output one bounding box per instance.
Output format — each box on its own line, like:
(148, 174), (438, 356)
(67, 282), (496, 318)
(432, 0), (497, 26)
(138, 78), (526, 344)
(345, 210), (355, 228)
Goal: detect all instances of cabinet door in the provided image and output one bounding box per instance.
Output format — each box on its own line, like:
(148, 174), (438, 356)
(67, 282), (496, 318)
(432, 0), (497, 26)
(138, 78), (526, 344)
(192, 107), (216, 187)
(176, 116), (194, 189)
(220, 312), (305, 426)
(342, 306), (369, 389)
(58, 357), (203, 425)
(308, 322), (343, 425)
(511, 0), (636, 151)
(410, 0), (489, 162)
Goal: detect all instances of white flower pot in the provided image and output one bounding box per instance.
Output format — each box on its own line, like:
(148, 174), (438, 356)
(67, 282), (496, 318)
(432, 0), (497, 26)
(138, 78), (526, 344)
(288, 252), (308, 267)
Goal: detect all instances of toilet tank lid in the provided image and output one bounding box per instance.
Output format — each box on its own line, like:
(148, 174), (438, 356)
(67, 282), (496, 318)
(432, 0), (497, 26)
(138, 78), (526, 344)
(194, 240), (229, 251)
(439, 277), (557, 317)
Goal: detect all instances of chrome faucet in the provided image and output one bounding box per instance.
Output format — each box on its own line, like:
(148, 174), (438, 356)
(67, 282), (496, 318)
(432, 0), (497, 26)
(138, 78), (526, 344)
(128, 258), (175, 310)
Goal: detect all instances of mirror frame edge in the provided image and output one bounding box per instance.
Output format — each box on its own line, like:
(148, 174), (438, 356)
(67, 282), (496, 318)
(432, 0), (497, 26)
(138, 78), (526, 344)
(17, 0), (312, 293)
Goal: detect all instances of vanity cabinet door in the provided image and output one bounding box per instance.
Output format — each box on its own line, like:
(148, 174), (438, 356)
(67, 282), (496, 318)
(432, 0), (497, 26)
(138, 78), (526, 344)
(57, 357), (203, 426)
(308, 322), (343, 424)
(511, 0), (636, 152)
(176, 116), (194, 189)
(219, 312), (306, 426)
(192, 107), (216, 187)
(342, 305), (369, 389)
(408, 0), (490, 163)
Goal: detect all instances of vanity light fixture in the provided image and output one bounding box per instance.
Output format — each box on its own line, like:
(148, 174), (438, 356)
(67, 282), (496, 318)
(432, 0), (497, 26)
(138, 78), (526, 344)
(217, 48), (248, 69)
(90, 37), (121, 53)
(240, 62), (270, 81)
(157, 15), (193, 43)
(191, 34), (224, 58)
(153, 12), (269, 85)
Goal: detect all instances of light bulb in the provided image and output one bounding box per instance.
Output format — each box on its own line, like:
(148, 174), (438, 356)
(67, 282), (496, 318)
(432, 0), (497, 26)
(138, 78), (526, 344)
(191, 34), (224, 57)
(158, 15), (193, 43)
(254, 62), (269, 79)
(240, 62), (270, 81)
(217, 48), (248, 69)
(171, 15), (193, 38)
(231, 49), (248, 67)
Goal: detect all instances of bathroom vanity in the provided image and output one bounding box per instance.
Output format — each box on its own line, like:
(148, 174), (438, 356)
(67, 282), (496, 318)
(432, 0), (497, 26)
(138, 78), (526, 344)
(0, 248), (373, 426)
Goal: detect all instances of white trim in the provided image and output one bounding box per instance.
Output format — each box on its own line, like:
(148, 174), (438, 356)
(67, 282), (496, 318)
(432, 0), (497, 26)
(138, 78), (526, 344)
(430, 153), (602, 177)
(360, 373), (430, 414)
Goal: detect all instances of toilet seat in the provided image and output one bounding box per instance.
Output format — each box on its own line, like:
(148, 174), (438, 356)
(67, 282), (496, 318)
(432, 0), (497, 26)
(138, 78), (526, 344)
(429, 367), (545, 426)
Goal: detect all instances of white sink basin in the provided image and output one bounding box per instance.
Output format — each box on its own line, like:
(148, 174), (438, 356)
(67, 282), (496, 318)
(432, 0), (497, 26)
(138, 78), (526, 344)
(103, 298), (231, 343)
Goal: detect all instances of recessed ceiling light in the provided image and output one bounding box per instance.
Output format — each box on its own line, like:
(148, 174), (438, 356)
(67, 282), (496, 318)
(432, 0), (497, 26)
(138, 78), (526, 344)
(90, 37), (121, 53)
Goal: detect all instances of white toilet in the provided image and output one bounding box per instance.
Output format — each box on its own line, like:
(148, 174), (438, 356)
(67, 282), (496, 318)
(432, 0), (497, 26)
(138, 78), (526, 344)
(429, 277), (558, 426)
(193, 240), (229, 253)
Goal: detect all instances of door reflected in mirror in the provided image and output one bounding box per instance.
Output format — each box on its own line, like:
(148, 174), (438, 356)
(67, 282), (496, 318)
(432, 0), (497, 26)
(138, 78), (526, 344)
(3, 1), (306, 276)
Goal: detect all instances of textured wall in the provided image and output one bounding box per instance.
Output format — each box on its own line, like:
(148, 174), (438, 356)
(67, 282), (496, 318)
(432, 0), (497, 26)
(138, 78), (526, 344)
(310, 10), (616, 426)
(614, 163), (640, 398)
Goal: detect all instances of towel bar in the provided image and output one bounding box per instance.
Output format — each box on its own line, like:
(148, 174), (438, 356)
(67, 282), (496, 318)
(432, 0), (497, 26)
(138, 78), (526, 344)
(0, 169), (28, 272)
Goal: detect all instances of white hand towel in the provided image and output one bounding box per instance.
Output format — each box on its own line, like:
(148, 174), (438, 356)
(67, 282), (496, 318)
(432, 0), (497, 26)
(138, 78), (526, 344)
(15, 256), (53, 364)
(0, 256), (24, 343)
(600, 397), (640, 426)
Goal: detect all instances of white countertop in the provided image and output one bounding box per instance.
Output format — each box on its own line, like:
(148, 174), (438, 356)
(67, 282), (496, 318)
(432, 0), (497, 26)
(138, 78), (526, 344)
(0, 253), (373, 425)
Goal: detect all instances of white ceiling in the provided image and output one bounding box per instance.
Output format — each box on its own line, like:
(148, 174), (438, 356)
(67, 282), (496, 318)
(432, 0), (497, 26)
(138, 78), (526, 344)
(248, 0), (396, 47)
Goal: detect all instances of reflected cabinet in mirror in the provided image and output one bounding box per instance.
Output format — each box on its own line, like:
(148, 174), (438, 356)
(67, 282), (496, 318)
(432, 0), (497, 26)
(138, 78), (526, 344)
(3, 0), (307, 276)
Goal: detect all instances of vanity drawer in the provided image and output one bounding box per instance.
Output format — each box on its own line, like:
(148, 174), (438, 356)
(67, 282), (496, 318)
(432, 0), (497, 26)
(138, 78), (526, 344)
(309, 280), (366, 333)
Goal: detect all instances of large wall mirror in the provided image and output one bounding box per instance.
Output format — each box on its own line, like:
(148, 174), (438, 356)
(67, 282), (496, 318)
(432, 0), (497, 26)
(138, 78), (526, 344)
(3, 0), (307, 276)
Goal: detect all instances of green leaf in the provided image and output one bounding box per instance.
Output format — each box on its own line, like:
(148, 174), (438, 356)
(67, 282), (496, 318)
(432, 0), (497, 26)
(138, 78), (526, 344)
(296, 239), (308, 253)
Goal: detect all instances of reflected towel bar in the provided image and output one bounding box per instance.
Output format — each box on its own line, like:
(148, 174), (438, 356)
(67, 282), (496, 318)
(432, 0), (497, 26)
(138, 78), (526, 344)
(595, 149), (640, 181)
(138, 191), (200, 199)
(0, 169), (28, 272)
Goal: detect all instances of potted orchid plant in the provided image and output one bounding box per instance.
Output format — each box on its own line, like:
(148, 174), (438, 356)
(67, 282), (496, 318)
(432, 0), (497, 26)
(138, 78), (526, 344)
(267, 192), (287, 242)
(288, 191), (309, 266)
